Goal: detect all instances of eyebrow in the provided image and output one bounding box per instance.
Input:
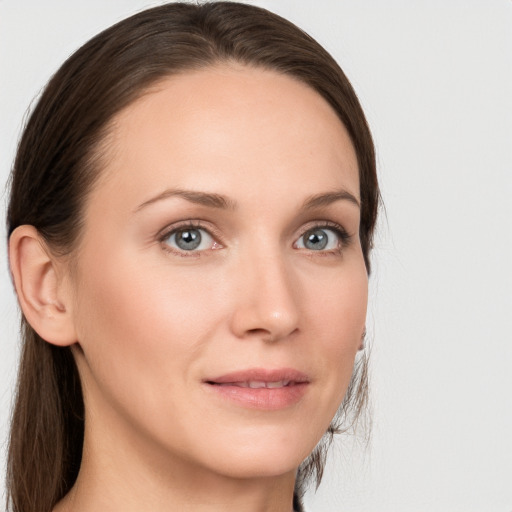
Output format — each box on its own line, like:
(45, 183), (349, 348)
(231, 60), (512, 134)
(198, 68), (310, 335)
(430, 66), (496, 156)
(134, 188), (237, 212)
(302, 190), (360, 210)
(134, 187), (360, 213)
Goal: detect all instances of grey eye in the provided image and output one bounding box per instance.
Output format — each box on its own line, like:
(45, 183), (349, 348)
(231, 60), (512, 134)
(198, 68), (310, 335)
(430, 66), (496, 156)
(296, 228), (341, 251)
(164, 228), (214, 252)
(303, 229), (328, 250)
(175, 229), (202, 250)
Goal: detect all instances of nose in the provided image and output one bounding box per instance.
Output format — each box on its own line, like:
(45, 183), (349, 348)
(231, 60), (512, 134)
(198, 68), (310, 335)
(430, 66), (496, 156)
(229, 249), (300, 343)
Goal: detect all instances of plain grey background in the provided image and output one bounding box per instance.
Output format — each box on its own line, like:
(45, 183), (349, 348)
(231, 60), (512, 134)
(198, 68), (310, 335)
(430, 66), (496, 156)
(1, 1), (511, 511)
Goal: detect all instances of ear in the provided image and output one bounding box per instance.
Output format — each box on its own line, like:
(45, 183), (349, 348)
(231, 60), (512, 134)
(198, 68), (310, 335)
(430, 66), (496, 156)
(358, 327), (367, 351)
(9, 225), (77, 346)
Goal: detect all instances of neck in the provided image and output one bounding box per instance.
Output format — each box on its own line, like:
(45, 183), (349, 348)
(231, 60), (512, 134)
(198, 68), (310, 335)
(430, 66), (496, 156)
(53, 411), (298, 512)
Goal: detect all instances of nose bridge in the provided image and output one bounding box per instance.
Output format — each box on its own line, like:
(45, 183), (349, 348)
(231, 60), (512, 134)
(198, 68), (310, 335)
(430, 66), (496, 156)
(230, 239), (300, 341)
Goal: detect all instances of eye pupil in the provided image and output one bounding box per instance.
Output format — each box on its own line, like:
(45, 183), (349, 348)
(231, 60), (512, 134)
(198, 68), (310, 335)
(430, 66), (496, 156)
(304, 229), (328, 250)
(175, 229), (202, 250)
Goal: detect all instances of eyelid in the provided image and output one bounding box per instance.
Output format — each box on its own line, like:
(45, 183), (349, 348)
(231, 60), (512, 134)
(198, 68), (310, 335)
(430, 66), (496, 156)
(156, 218), (352, 257)
(294, 220), (352, 251)
(158, 219), (223, 256)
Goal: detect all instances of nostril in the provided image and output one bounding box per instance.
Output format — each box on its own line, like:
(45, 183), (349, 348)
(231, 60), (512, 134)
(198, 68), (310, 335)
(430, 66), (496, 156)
(246, 328), (275, 343)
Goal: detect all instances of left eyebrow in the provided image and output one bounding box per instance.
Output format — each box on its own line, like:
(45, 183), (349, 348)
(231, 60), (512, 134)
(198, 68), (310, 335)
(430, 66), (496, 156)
(301, 190), (360, 210)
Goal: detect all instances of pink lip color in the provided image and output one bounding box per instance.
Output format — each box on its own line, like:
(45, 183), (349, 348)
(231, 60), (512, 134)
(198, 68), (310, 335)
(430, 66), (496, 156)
(203, 368), (309, 411)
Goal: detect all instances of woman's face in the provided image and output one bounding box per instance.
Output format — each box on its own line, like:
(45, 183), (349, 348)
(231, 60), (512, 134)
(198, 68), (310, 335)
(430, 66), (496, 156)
(68, 65), (368, 481)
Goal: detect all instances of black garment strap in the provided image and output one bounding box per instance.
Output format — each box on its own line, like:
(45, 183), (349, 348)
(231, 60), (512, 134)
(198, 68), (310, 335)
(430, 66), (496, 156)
(293, 492), (305, 512)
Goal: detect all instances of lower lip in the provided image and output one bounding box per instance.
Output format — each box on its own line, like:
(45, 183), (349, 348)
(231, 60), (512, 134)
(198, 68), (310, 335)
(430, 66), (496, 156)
(204, 382), (309, 410)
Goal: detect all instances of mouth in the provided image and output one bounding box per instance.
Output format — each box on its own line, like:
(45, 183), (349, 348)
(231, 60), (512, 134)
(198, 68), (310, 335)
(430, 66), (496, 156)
(203, 368), (310, 410)
(209, 379), (296, 389)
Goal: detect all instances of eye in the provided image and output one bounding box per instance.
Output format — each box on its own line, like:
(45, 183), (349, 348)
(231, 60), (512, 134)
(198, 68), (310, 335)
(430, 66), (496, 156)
(162, 226), (218, 253)
(295, 226), (347, 252)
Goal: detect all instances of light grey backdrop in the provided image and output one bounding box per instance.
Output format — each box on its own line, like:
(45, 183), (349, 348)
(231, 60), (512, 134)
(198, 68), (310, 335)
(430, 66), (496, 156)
(1, 1), (511, 511)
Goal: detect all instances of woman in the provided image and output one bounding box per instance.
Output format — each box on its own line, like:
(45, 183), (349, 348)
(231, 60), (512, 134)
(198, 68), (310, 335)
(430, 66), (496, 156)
(6, 2), (379, 511)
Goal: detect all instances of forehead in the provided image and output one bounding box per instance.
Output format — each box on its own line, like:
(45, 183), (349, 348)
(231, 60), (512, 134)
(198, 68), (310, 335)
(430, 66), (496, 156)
(91, 64), (359, 212)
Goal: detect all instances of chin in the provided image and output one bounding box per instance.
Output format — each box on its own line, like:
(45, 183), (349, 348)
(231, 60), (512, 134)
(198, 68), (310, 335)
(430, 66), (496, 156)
(179, 423), (323, 480)
(209, 451), (305, 481)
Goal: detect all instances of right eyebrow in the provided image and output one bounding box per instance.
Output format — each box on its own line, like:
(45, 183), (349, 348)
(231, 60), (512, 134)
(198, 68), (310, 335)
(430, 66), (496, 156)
(301, 189), (361, 210)
(134, 188), (238, 213)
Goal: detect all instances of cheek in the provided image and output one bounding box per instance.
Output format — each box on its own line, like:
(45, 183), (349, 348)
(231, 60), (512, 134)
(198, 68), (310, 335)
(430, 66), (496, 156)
(70, 251), (212, 411)
(304, 262), (368, 398)
(307, 259), (368, 341)
(74, 235), (219, 340)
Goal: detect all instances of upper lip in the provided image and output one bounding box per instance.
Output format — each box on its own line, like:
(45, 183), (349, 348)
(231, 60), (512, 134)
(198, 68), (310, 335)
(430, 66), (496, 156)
(205, 368), (310, 385)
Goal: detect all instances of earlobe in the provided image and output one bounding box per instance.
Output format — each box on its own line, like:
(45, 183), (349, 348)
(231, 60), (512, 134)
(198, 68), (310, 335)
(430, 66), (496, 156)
(358, 327), (367, 351)
(9, 225), (77, 346)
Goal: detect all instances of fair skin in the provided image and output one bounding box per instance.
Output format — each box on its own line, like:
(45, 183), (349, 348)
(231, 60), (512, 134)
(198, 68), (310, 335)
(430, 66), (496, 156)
(10, 65), (367, 512)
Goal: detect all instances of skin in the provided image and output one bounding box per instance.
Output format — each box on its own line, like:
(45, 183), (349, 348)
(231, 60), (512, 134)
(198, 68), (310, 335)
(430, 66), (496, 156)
(13, 65), (368, 512)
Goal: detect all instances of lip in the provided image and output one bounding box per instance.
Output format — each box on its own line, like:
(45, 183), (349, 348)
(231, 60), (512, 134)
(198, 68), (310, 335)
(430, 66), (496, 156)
(203, 368), (310, 411)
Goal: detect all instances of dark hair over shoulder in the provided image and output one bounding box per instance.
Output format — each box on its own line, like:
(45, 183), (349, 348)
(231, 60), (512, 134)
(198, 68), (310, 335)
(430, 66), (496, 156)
(6, 3), (379, 511)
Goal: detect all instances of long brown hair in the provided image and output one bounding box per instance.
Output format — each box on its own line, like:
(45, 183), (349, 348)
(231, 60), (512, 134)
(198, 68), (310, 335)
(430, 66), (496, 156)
(6, 3), (379, 511)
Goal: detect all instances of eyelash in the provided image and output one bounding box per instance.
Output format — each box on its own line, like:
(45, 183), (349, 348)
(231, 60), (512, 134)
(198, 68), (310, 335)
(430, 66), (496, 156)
(158, 220), (352, 257)
(158, 220), (221, 258)
(295, 221), (351, 256)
